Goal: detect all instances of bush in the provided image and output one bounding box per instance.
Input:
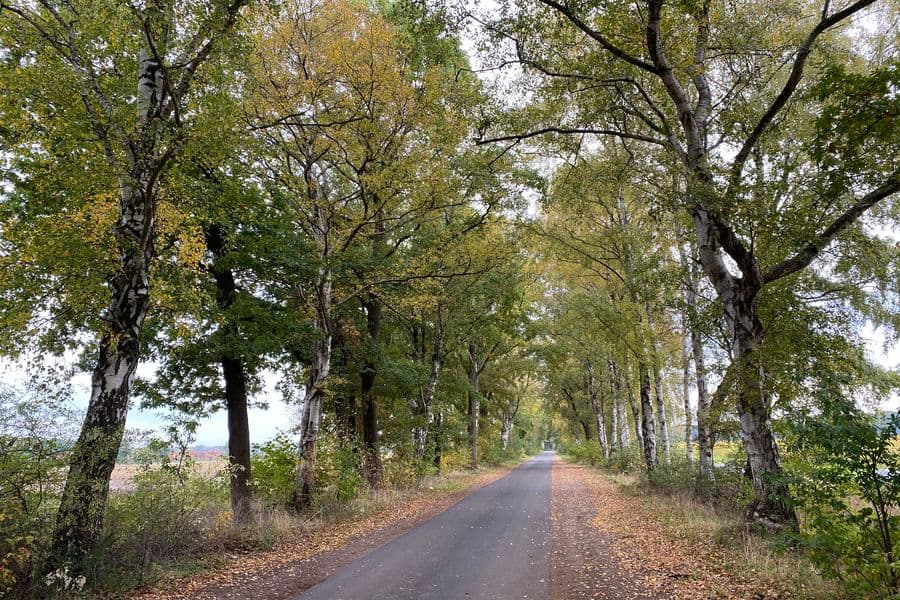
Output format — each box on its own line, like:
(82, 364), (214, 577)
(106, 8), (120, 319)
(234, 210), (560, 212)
(95, 462), (230, 590)
(0, 384), (75, 598)
(647, 457), (697, 493)
(561, 439), (603, 465)
(250, 434), (297, 509)
(791, 395), (900, 598)
(314, 441), (365, 507)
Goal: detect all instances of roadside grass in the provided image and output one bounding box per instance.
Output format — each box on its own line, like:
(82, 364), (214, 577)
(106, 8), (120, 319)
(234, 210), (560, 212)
(96, 455), (523, 598)
(562, 455), (844, 599)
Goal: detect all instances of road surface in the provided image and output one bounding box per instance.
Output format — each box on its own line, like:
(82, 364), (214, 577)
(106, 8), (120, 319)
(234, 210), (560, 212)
(295, 452), (553, 600)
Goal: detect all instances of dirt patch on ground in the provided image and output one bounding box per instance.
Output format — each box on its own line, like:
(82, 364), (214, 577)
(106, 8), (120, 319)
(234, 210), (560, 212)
(125, 467), (512, 600)
(551, 458), (662, 600)
(558, 461), (791, 599)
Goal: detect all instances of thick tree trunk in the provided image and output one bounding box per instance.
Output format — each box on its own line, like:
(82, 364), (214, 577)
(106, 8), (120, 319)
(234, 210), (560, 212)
(223, 356), (252, 522)
(681, 326), (694, 466)
(52, 176), (155, 563)
(360, 296), (383, 490)
(467, 342), (480, 469)
(639, 366), (657, 470)
(733, 309), (795, 526)
(293, 268), (332, 510)
(693, 208), (795, 525)
(205, 224), (252, 524)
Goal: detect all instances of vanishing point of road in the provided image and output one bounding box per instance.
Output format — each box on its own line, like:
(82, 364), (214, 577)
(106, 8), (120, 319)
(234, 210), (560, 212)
(295, 452), (554, 600)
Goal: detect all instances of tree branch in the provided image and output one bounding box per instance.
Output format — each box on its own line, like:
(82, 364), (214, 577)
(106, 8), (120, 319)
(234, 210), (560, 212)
(536, 0), (658, 74)
(763, 172), (900, 283)
(728, 0), (880, 192)
(477, 126), (666, 147)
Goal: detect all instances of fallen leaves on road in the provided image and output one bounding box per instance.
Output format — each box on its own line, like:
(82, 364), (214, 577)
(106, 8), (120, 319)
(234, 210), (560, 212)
(552, 458), (661, 600)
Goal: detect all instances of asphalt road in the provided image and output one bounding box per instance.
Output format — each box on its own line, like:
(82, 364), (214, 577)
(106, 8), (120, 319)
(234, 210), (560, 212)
(295, 451), (554, 600)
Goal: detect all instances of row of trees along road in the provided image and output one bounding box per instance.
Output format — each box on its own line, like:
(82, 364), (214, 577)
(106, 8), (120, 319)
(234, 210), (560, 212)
(0, 0), (542, 575)
(475, 0), (898, 528)
(0, 0), (898, 593)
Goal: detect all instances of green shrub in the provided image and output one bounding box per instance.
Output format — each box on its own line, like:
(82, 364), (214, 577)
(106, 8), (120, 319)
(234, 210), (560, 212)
(791, 394), (900, 598)
(95, 463), (229, 590)
(0, 385), (75, 598)
(561, 439), (603, 465)
(647, 457), (697, 493)
(250, 434), (297, 509)
(314, 442), (365, 506)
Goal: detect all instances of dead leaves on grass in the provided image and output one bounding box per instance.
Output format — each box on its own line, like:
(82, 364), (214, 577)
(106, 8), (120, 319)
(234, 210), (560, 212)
(555, 461), (790, 600)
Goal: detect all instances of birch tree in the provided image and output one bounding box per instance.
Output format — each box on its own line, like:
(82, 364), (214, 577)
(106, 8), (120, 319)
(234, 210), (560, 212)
(477, 0), (898, 526)
(0, 0), (250, 562)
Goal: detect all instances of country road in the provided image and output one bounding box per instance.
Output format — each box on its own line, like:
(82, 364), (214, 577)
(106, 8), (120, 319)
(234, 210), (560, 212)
(295, 452), (554, 600)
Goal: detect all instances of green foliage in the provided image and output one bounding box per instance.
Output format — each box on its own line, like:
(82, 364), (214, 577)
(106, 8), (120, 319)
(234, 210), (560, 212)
(561, 440), (604, 466)
(314, 442), (366, 507)
(250, 434), (297, 509)
(0, 383), (75, 597)
(790, 386), (900, 598)
(95, 463), (230, 591)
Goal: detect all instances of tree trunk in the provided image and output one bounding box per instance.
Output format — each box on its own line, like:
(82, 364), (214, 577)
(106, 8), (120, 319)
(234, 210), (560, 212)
(639, 366), (657, 470)
(617, 397), (629, 448)
(681, 324), (694, 466)
(564, 389), (593, 442)
(626, 379), (643, 451)
(205, 224), (251, 524)
(433, 410), (443, 472)
(692, 208), (795, 526)
(500, 414), (512, 450)
(223, 356), (252, 522)
(653, 368), (670, 463)
(360, 296), (383, 490)
(609, 360), (628, 451)
(51, 177), (155, 564)
(645, 305), (670, 463)
(467, 342), (480, 469)
(587, 362), (609, 459)
(293, 267), (332, 510)
(692, 313), (715, 486)
(732, 304), (795, 526)
(412, 317), (442, 461)
(610, 389), (619, 454)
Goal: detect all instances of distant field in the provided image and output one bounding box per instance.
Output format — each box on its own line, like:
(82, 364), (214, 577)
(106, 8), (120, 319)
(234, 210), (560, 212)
(109, 459), (226, 492)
